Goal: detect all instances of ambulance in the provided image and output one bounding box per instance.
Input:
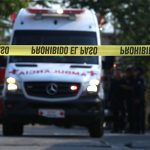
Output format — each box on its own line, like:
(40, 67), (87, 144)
(2, 7), (104, 137)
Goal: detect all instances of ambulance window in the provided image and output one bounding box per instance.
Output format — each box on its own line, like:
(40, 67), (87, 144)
(12, 30), (97, 45)
(10, 30), (98, 64)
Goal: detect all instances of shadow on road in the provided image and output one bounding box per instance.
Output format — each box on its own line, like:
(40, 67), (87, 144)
(22, 134), (90, 139)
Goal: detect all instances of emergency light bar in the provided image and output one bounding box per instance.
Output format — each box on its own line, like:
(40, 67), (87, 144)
(63, 9), (84, 14)
(27, 8), (84, 15)
(27, 8), (49, 14)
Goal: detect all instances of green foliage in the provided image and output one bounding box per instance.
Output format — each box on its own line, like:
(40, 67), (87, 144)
(0, 0), (29, 43)
(70, 0), (150, 45)
(0, 0), (29, 19)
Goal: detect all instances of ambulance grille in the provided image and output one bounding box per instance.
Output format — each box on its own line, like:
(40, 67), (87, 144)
(24, 81), (80, 98)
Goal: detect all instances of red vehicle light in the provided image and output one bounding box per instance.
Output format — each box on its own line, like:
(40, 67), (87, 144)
(0, 99), (4, 116)
(27, 8), (84, 15)
(63, 9), (84, 14)
(70, 85), (78, 91)
(0, 67), (5, 84)
(27, 8), (49, 14)
(98, 16), (103, 27)
(11, 12), (15, 23)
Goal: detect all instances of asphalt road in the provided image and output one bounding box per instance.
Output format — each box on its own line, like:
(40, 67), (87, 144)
(0, 125), (149, 150)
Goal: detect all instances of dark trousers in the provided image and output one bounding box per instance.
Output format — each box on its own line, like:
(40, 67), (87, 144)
(112, 102), (126, 132)
(132, 101), (145, 133)
(126, 98), (133, 132)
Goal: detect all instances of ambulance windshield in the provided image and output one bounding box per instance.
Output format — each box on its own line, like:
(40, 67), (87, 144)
(10, 30), (98, 64)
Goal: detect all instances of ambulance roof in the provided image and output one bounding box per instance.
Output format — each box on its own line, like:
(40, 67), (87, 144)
(13, 8), (98, 32)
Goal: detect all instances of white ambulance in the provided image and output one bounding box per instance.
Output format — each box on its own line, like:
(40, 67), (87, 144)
(3, 7), (104, 137)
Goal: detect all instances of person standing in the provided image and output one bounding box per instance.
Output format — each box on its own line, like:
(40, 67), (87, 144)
(109, 68), (125, 132)
(132, 67), (146, 133)
(121, 66), (135, 133)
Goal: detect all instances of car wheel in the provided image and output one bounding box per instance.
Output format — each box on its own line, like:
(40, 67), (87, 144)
(3, 122), (23, 136)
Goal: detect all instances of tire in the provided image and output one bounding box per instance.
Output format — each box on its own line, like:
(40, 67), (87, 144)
(3, 122), (23, 136)
(88, 119), (104, 138)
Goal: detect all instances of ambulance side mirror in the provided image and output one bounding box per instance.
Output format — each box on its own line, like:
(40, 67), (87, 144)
(0, 57), (7, 67)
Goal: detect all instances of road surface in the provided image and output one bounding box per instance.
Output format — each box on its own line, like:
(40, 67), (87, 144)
(0, 125), (149, 150)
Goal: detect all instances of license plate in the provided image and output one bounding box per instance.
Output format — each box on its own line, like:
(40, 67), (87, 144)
(38, 109), (65, 118)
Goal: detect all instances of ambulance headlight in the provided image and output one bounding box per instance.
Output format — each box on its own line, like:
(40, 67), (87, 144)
(89, 79), (99, 86)
(87, 79), (99, 93)
(6, 77), (18, 91)
(6, 77), (16, 84)
(87, 85), (97, 92)
(7, 83), (18, 91)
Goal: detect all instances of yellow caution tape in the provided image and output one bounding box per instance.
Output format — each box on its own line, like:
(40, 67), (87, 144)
(0, 45), (150, 56)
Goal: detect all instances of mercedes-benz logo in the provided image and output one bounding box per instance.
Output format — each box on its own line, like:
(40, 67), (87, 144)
(46, 83), (58, 95)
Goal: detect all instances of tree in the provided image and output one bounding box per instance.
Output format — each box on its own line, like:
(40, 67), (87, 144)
(68, 2), (150, 75)
(0, 0), (29, 43)
(69, 0), (150, 45)
(0, 0), (29, 19)
(69, 0), (150, 105)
